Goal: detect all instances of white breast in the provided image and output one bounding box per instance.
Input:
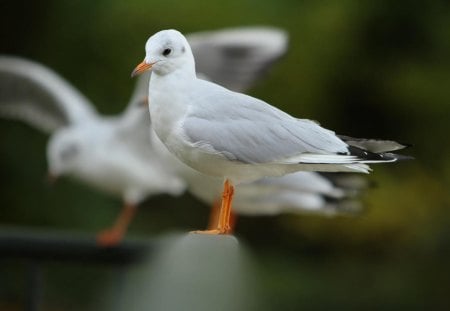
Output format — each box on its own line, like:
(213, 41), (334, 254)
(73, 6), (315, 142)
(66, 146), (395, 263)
(149, 72), (190, 144)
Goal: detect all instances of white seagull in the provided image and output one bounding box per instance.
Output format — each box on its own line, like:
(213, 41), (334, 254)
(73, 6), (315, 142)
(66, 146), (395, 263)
(132, 29), (410, 234)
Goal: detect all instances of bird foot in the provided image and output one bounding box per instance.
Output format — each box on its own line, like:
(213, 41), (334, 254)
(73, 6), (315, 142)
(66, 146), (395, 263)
(191, 227), (231, 235)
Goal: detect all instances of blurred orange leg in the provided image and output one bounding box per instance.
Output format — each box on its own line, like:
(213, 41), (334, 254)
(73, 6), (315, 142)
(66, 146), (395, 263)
(193, 179), (234, 235)
(96, 203), (137, 247)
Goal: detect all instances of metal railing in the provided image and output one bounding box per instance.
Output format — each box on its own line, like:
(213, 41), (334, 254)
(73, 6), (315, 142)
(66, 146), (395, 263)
(0, 228), (153, 311)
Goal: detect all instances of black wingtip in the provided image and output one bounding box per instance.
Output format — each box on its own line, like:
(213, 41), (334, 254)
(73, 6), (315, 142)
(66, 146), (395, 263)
(345, 146), (393, 161)
(344, 146), (414, 162)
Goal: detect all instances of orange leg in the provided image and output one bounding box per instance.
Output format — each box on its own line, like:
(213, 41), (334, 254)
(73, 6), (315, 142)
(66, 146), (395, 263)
(207, 199), (221, 230)
(96, 203), (137, 247)
(207, 199), (238, 233)
(193, 179), (234, 235)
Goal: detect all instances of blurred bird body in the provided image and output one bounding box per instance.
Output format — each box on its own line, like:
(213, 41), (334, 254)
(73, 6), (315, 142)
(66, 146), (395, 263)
(48, 118), (185, 204)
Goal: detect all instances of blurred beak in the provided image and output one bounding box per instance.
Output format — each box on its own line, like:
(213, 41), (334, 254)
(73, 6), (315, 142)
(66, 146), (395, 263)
(46, 172), (59, 186)
(131, 60), (153, 77)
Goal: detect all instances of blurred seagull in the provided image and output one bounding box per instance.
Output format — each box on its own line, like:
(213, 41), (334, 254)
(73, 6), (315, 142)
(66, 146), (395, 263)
(0, 54), (186, 245)
(132, 29), (411, 234)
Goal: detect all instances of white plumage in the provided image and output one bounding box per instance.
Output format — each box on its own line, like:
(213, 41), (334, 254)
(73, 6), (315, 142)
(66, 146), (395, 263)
(141, 30), (406, 184)
(133, 29), (409, 233)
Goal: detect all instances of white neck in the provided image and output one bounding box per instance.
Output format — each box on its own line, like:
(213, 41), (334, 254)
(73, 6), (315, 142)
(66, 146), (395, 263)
(148, 66), (195, 145)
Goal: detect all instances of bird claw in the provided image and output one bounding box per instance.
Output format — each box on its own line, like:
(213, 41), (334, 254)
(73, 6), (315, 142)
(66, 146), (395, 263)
(191, 228), (229, 235)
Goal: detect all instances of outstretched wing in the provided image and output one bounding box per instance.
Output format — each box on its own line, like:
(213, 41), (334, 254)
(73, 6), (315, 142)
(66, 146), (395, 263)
(187, 26), (288, 92)
(0, 56), (97, 133)
(234, 171), (367, 216)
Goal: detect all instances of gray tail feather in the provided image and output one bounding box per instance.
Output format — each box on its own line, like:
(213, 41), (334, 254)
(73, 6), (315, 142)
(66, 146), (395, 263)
(338, 135), (413, 162)
(320, 173), (374, 192)
(338, 135), (411, 153)
(323, 198), (366, 216)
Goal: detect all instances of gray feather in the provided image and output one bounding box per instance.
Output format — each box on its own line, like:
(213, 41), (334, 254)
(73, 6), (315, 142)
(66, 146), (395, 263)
(339, 135), (409, 153)
(187, 27), (288, 92)
(184, 80), (348, 164)
(0, 56), (97, 133)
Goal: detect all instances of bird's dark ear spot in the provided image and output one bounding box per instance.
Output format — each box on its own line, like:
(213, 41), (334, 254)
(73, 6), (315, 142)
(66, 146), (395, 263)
(181, 46), (186, 53)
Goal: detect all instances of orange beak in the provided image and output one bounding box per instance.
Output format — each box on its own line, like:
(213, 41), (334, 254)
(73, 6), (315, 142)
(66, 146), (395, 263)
(131, 60), (153, 77)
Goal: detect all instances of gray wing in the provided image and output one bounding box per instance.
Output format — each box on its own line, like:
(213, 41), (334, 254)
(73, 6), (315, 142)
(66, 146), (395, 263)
(0, 56), (97, 133)
(338, 135), (408, 153)
(234, 172), (367, 216)
(187, 26), (288, 92)
(115, 97), (153, 157)
(183, 81), (350, 164)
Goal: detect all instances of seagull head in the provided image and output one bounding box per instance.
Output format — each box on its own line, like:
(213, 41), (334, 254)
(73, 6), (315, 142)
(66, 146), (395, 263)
(131, 29), (195, 77)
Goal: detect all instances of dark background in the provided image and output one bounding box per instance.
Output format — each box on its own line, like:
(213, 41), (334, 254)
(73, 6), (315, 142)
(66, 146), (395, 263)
(1, 0), (449, 310)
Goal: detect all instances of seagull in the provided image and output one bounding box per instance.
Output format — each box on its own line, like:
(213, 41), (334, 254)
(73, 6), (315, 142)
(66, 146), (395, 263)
(0, 55), (186, 245)
(132, 29), (410, 235)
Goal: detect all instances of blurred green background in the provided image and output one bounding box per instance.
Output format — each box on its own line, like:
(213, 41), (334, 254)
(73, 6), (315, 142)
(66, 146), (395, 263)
(0, 0), (449, 310)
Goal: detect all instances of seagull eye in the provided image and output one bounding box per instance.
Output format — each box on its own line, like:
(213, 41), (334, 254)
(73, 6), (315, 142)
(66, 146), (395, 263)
(162, 48), (172, 56)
